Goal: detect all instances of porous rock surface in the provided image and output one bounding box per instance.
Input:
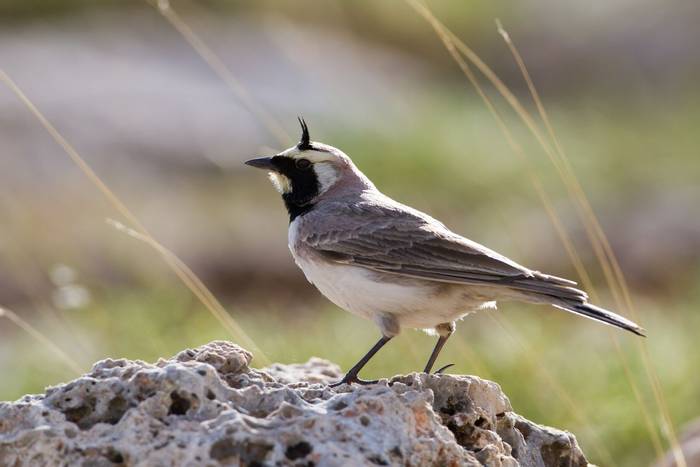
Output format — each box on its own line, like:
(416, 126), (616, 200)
(0, 341), (589, 466)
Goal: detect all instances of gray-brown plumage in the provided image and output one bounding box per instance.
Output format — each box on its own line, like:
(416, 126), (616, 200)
(245, 119), (645, 386)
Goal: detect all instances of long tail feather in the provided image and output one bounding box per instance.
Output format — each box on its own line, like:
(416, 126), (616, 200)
(510, 272), (646, 336)
(554, 301), (646, 336)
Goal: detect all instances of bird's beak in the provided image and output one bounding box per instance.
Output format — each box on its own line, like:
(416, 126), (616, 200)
(244, 157), (275, 171)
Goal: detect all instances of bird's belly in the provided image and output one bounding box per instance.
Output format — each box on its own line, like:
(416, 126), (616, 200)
(297, 259), (425, 317)
(294, 255), (493, 329)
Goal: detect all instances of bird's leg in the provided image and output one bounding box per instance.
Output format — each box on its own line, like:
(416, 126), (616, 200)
(423, 322), (455, 374)
(330, 335), (393, 387)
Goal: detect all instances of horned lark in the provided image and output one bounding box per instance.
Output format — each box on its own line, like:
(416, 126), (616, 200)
(245, 118), (644, 386)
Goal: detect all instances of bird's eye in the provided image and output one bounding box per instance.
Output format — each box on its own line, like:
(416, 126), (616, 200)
(296, 158), (311, 170)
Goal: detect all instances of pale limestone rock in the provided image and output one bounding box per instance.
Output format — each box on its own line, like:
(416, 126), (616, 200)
(0, 341), (589, 466)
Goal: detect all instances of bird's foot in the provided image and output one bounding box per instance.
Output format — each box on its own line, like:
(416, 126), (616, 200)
(433, 363), (455, 375)
(329, 373), (378, 387)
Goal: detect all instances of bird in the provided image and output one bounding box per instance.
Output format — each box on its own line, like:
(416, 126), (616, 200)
(245, 118), (645, 386)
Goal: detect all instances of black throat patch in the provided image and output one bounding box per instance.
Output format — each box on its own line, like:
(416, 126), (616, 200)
(271, 156), (319, 222)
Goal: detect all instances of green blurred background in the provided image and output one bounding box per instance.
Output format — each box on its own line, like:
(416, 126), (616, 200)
(1, 1), (699, 465)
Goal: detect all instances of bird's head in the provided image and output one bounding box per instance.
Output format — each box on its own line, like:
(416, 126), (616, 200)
(245, 118), (372, 220)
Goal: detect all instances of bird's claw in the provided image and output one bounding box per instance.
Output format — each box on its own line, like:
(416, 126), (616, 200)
(434, 363), (455, 374)
(329, 374), (379, 387)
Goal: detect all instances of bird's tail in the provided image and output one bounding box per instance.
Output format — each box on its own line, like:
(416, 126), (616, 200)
(509, 272), (646, 337)
(552, 301), (646, 336)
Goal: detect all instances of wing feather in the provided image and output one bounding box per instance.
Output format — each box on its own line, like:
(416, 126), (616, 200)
(300, 199), (535, 285)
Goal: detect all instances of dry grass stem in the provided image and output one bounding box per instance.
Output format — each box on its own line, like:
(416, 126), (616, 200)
(0, 306), (84, 375)
(0, 70), (271, 367)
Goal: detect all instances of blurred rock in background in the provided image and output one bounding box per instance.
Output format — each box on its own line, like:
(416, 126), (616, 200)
(1, 1), (698, 309)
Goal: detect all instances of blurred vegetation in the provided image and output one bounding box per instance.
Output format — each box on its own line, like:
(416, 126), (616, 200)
(1, 1), (699, 466)
(5, 285), (699, 466)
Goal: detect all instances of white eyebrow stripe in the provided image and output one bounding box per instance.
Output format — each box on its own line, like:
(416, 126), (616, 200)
(277, 142), (344, 167)
(291, 149), (335, 164)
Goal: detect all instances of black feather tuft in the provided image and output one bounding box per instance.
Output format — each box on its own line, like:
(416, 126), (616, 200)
(297, 116), (311, 150)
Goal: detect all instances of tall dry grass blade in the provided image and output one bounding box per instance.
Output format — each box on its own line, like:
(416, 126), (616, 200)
(402, 0), (599, 346)
(148, 0), (290, 146)
(446, 17), (632, 309)
(106, 219), (267, 361)
(401, 2), (620, 461)
(402, 0), (596, 294)
(496, 20), (681, 464)
(0, 307), (84, 375)
(404, 1), (676, 461)
(0, 208), (95, 358)
(502, 21), (650, 321)
(0, 71), (144, 234)
(0, 69), (271, 366)
(424, 8), (631, 308)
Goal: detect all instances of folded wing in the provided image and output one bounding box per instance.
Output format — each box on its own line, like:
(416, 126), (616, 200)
(299, 198), (644, 336)
(301, 199), (569, 288)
